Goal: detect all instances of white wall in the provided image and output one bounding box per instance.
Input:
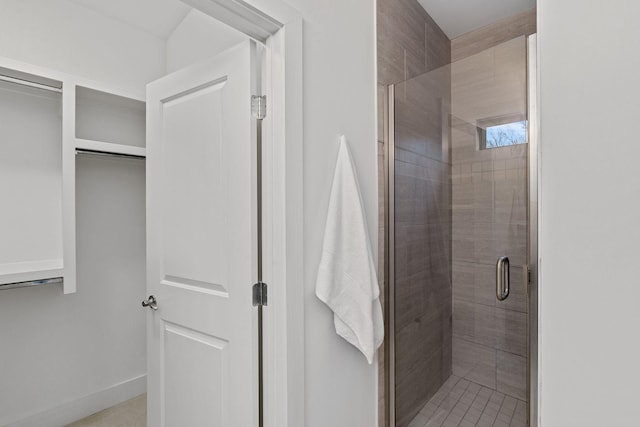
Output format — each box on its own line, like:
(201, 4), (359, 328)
(0, 1), (162, 424)
(165, 9), (247, 74)
(279, 0), (379, 425)
(0, 0), (165, 94)
(170, 1), (379, 424)
(538, 1), (640, 425)
(0, 156), (147, 427)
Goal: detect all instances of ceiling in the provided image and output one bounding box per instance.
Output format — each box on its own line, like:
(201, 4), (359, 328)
(417, 0), (536, 39)
(70, 0), (536, 45)
(70, 0), (191, 39)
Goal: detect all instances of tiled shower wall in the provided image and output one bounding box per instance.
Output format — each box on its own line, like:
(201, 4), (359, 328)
(393, 70), (452, 427)
(377, 0), (451, 426)
(377, 4), (536, 425)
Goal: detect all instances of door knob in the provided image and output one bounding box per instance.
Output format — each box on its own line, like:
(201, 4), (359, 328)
(142, 295), (158, 310)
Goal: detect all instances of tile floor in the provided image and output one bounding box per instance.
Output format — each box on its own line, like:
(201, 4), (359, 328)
(66, 394), (146, 427)
(66, 377), (525, 427)
(408, 375), (527, 427)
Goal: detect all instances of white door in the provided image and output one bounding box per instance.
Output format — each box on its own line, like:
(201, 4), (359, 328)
(145, 41), (258, 427)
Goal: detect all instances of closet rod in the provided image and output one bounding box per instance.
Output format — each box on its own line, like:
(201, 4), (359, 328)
(0, 74), (62, 93)
(76, 149), (146, 160)
(0, 277), (63, 291)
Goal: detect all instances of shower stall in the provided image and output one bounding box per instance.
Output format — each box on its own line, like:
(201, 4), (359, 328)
(384, 34), (539, 427)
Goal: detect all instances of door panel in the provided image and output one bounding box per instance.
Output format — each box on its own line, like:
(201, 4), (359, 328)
(146, 41), (257, 427)
(161, 80), (227, 288)
(164, 322), (226, 426)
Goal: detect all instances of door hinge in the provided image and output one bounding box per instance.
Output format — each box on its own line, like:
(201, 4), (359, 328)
(253, 281), (268, 306)
(251, 95), (267, 120)
(523, 265), (532, 294)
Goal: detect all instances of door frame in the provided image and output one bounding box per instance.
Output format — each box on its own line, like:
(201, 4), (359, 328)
(164, 1), (305, 426)
(527, 33), (541, 427)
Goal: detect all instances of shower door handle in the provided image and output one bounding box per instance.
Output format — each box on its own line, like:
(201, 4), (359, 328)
(496, 256), (510, 301)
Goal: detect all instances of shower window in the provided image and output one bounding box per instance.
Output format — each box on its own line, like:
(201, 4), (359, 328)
(477, 114), (528, 149)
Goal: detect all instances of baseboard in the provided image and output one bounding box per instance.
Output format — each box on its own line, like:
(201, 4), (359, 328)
(6, 374), (147, 427)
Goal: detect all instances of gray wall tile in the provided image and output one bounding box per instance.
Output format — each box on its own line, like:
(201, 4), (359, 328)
(452, 338), (496, 390)
(378, 0), (450, 85)
(378, 1), (452, 424)
(451, 8), (536, 63)
(496, 351), (527, 400)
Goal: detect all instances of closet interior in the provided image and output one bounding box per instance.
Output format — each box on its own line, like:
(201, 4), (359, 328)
(0, 59), (150, 426)
(0, 1), (247, 425)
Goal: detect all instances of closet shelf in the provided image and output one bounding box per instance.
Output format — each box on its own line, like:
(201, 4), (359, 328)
(0, 277), (63, 291)
(75, 138), (146, 158)
(0, 263), (64, 288)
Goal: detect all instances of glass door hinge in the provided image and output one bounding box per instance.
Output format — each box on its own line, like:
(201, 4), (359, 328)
(253, 281), (268, 306)
(251, 95), (267, 120)
(523, 265), (532, 294)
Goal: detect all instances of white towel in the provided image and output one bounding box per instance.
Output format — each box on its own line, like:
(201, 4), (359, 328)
(315, 135), (384, 364)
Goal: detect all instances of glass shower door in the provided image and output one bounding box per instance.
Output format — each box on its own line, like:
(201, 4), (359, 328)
(449, 34), (529, 425)
(390, 35), (531, 427)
